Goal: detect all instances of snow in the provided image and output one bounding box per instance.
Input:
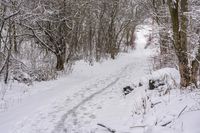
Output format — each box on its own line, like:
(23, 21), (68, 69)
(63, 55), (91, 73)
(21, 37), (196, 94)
(0, 24), (200, 133)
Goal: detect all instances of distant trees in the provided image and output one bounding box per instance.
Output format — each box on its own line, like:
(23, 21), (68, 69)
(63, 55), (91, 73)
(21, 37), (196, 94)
(0, 0), (148, 83)
(1, 0), (199, 89)
(0, 0), (21, 83)
(22, 0), (143, 70)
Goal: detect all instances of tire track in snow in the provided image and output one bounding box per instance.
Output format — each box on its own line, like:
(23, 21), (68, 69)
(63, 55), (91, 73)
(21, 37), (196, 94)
(52, 64), (131, 133)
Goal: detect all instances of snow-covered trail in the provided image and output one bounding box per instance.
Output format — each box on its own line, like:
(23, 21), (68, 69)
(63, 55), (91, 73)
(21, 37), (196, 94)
(0, 25), (153, 133)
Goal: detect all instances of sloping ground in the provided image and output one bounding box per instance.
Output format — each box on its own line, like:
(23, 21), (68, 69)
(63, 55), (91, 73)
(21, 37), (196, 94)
(128, 69), (200, 133)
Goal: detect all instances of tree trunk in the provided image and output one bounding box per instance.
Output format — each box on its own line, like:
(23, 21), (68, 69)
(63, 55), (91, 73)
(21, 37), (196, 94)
(56, 54), (65, 71)
(168, 0), (190, 87)
(160, 28), (168, 55)
(191, 42), (200, 86)
(179, 0), (190, 87)
(178, 56), (190, 87)
(5, 20), (13, 84)
(13, 22), (18, 54)
(191, 60), (199, 86)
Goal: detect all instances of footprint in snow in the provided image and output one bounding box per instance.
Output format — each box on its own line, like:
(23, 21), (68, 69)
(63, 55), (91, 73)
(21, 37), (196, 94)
(97, 106), (102, 109)
(83, 112), (90, 115)
(80, 106), (87, 111)
(65, 97), (71, 101)
(86, 88), (91, 90)
(80, 93), (85, 98)
(84, 120), (91, 124)
(89, 114), (96, 119)
(109, 96), (113, 99)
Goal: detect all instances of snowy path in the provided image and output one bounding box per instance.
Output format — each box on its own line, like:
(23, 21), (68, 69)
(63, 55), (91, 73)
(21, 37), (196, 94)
(9, 52), (151, 133)
(52, 56), (151, 133)
(0, 25), (153, 133)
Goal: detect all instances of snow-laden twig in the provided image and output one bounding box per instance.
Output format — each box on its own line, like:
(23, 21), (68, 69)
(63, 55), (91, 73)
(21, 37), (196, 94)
(178, 105), (187, 118)
(161, 121), (172, 127)
(97, 123), (116, 133)
(151, 101), (162, 108)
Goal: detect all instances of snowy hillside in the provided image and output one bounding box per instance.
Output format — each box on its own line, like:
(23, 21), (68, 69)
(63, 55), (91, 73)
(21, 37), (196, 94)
(0, 25), (200, 133)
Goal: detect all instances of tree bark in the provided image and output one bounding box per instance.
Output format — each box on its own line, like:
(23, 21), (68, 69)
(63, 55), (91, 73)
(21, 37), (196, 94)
(179, 0), (190, 87)
(56, 54), (65, 71)
(178, 57), (190, 87)
(168, 0), (190, 87)
(4, 20), (13, 84)
(191, 60), (199, 86)
(191, 41), (200, 86)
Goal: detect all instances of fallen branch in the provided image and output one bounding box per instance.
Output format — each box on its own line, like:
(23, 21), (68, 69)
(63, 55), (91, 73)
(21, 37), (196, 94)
(161, 121), (172, 127)
(178, 105), (187, 118)
(151, 101), (162, 108)
(97, 123), (116, 133)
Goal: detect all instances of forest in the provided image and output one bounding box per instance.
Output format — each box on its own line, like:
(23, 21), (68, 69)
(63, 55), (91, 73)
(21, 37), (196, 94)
(0, 0), (147, 83)
(0, 0), (199, 88)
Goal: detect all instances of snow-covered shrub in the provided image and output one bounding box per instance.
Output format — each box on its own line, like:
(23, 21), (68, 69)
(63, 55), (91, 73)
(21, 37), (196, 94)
(8, 58), (58, 84)
(12, 71), (32, 86)
(29, 68), (58, 82)
(131, 68), (180, 116)
(146, 68), (179, 97)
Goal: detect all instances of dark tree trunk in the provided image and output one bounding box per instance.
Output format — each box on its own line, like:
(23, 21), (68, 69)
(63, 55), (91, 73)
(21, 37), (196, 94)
(5, 20), (13, 84)
(179, 0), (190, 87)
(191, 60), (199, 86)
(130, 27), (136, 49)
(108, 0), (119, 59)
(56, 54), (65, 71)
(191, 42), (200, 86)
(168, 0), (190, 87)
(13, 22), (18, 54)
(178, 55), (190, 87)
